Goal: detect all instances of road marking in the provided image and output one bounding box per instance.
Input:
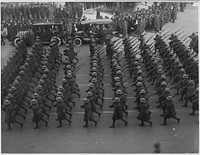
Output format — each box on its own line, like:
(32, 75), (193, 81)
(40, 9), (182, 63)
(77, 74), (111, 77)
(79, 96), (135, 100)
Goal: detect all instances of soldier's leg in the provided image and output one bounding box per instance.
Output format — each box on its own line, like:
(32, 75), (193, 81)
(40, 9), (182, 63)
(6, 122), (12, 131)
(161, 117), (167, 125)
(57, 120), (63, 128)
(83, 120), (89, 128)
(120, 118), (128, 126)
(34, 122), (39, 129)
(139, 120), (144, 126)
(40, 117), (48, 126)
(172, 116), (180, 124)
(64, 117), (72, 124)
(110, 119), (116, 128)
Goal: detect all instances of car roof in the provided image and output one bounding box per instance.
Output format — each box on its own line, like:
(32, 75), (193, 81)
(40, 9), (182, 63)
(81, 19), (112, 25)
(32, 22), (62, 26)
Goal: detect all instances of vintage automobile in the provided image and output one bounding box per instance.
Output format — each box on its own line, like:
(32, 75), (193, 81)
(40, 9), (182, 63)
(14, 29), (35, 47)
(31, 22), (66, 45)
(73, 19), (113, 46)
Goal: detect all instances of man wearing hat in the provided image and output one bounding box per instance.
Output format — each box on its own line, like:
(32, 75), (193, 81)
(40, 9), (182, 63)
(110, 97), (128, 128)
(161, 96), (180, 125)
(137, 98), (152, 127)
(54, 97), (71, 128)
(30, 99), (48, 129)
(2, 100), (23, 131)
(81, 98), (97, 128)
(183, 80), (196, 107)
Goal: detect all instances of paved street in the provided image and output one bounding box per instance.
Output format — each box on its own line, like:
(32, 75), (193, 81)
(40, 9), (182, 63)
(1, 3), (199, 153)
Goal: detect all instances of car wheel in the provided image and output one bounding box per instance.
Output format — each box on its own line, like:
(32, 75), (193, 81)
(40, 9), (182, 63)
(73, 38), (82, 47)
(14, 37), (21, 46)
(51, 36), (61, 46)
(62, 38), (67, 44)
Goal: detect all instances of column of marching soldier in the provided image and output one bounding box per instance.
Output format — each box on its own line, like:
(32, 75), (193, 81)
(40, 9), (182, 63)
(2, 31), (198, 131)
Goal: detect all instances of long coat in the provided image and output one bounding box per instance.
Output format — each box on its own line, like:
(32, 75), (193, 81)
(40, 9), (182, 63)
(112, 104), (123, 120)
(4, 104), (15, 123)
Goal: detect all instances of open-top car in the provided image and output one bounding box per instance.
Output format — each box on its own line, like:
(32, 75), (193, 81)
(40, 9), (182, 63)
(31, 22), (66, 45)
(74, 19), (113, 46)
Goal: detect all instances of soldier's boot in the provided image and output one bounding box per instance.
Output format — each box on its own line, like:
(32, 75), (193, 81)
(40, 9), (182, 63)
(189, 109), (195, 115)
(178, 94), (184, 101)
(92, 119), (97, 126)
(160, 109), (165, 116)
(139, 121), (144, 126)
(109, 120), (116, 128)
(6, 123), (12, 131)
(182, 100), (188, 107)
(41, 117), (48, 126)
(57, 120), (62, 128)
(65, 111), (72, 119)
(65, 118), (72, 125)
(172, 117), (180, 124)
(34, 122), (39, 129)
(16, 112), (26, 120)
(15, 120), (23, 128)
(161, 117), (167, 126)
(83, 120), (89, 128)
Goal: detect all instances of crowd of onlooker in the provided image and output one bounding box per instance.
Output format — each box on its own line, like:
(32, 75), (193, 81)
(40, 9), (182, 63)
(111, 2), (183, 36)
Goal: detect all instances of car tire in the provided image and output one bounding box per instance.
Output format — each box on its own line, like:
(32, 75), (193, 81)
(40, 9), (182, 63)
(51, 36), (61, 46)
(62, 38), (67, 44)
(14, 37), (21, 46)
(73, 38), (82, 47)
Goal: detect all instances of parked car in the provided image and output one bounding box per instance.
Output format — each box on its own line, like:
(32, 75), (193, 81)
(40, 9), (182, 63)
(74, 19), (113, 46)
(31, 22), (66, 45)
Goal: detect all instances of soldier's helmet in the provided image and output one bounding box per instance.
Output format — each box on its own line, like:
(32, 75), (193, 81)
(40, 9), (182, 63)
(30, 99), (37, 106)
(137, 76), (143, 81)
(25, 58), (31, 62)
(58, 86), (64, 91)
(13, 80), (20, 85)
(56, 97), (62, 102)
(62, 78), (67, 83)
(39, 79), (45, 84)
(136, 66), (142, 70)
(91, 72), (97, 76)
(41, 74), (47, 79)
(116, 65), (121, 70)
(91, 67), (97, 72)
(189, 80), (195, 85)
(44, 69), (49, 73)
(140, 89), (146, 94)
(11, 86), (17, 91)
(161, 81), (167, 86)
(89, 83), (94, 88)
(87, 92), (93, 96)
(20, 66), (25, 70)
(116, 89), (122, 95)
(137, 70), (142, 74)
(67, 73), (72, 78)
(36, 85), (43, 90)
(161, 75), (167, 79)
(165, 88), (170, 92)
(115, 82), (121, 87)
(7, 94), (14, 99)
(114, 97), (120, 102)
(180, 68), (185, 73)
(84, 98), (89, 103)
(36, 36), (40, 39)
(140, 98), (146, 103)
(66, 65), (71, 69)
(4, 100), (11, 106)
(116, 70), (122, 75)
(57, 91), (63, 97)
(91, 78), (97, 83)
(32, 45), (36, 49)
(183, 74), (188, 79)
(167, 96), (173, 101)
(158, 69), (163, 74)
(33, 93), (39, 98)
(136, 82), (143, 86)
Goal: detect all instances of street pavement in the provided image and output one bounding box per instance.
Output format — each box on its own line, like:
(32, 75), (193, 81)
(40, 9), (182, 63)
(1, 3), (199, 153)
